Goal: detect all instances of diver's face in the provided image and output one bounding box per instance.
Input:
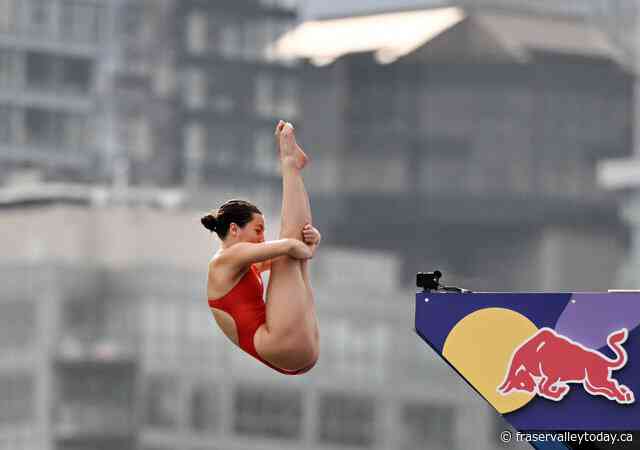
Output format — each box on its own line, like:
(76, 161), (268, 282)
(237, 213), (265, 244)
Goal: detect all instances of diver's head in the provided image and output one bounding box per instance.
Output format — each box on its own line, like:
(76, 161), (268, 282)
(201, 199), (264, 244)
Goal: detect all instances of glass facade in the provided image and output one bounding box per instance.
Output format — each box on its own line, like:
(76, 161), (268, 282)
(233, 385), (303, 439)
(318, 392), (376, 447)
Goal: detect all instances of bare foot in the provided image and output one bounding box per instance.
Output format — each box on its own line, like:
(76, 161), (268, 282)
(275, 120), (309, 170)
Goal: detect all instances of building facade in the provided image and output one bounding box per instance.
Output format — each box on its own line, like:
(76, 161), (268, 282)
(176, 0), (302, 191)
(0, 0), (107, 184)
(0, 2), (637, 450)
(0, 196), (524, 450)
(0, 0), (301, 189)
(289, 7), (633, 293)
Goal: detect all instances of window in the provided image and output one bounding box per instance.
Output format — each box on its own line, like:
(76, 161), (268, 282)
(25, 52), (56, 90)
(61, 114), (86, 150)
(183, 122), (204, 185)
(207, 69), (235, 113)
(24, 0), (54, 36)
(26, 52), (92, 93)
(103, 300), (137, 348)
(208, 15), (225, 55)
(242, 17), (294, 62)
(186, 10), (207, 54)
(60, 56), (92, 93)
(184, 302), (224, 364)
(533, 87), (612, 198)
(418, 138), (469, 194)
(0, 106), (12, 143)
(184, 68), (207, 110)
(318, 393), (375, 446)
(243, 20), (261, 60)
(191, 382), (218, 432)
(253, 21), (271, 62)
(63, 297), (102, 342)
(120, 3), (144, 41)
(253, 128), (278, 175)
(211, 93), (234, 113)
(263, 19), (279, 62)
(254, 72), (299, 118)
(400, 403), (454, 450)
(60, 1), (100, 43)
(254, 72), (274, 116)
(368, 323), (391, 381)
(153, 62), (175, 98)
(321, 318), (390, 382)
(279, 76), (299, 118)
(126, 116), (152, 161)
(184, 122), (206, 163)
(233, 385), (302, 439)
(0, 372), (34, 425)
(25, 108), (85, 150)
(56, 370), (134, 433)
(205, 127), (236, 169)
(219, 21), (242, 59)
(0, 0), (16, 33)
(145, 374), (180, 428)
(25, 108), (57, 146)
(420, 86), (470, 136)
(141, 300), (181, 364)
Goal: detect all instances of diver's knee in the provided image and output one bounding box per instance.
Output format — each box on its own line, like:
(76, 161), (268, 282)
(309, 341), (320, 364)
(279, 332), (317, 359)
(302, 333), (320, 363)
(293, 342), (318, 369)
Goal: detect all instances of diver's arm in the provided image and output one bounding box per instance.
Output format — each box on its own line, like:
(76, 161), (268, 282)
(221, 239), (311, 271)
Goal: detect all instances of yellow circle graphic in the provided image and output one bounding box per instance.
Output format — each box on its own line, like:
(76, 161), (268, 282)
(443, 307), (538, 414)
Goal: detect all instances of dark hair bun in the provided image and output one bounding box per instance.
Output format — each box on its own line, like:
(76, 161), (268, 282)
(201, 214), (218, 232)
(201, 200), (260, 239)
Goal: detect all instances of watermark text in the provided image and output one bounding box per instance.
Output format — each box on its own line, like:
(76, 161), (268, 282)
(500, 430), (634, 445)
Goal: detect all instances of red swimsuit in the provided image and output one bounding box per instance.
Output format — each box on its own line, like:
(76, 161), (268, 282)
(208, 265), (312, 375)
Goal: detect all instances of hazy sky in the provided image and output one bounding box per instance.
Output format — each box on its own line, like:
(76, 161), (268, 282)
(301, 0), (448, 18)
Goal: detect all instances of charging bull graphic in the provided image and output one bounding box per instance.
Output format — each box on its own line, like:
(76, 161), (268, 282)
(498, 328), (634, 404)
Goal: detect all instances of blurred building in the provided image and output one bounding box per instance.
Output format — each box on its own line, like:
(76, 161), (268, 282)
(278, 6), (633, 294)
(0, 188), (522, 450)
(0, 0), (107, 185)
(305, 0), (631, 22)
(176, 0), (301, 190)
(103, 0), (180, 188)
(0, 0), (300, 190)
(0, 0), (179, 187)
(0, 2), (637, 450)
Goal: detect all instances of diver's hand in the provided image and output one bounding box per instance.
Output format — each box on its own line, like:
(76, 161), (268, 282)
(288, 239), (313, 260)
(302, 224), (321, 247)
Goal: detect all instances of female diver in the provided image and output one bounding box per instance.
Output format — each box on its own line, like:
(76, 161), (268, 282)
(201, 121), (321, 375)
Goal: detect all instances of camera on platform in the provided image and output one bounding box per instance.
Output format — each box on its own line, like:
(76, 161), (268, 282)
(416, 271), (442, 290)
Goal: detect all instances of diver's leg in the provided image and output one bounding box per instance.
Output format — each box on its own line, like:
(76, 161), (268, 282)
(253, 122), (319, 371)
(300, 259), (319, 343)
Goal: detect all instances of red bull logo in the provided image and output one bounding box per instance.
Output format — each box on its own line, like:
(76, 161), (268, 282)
(498, 328), (634, 404)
